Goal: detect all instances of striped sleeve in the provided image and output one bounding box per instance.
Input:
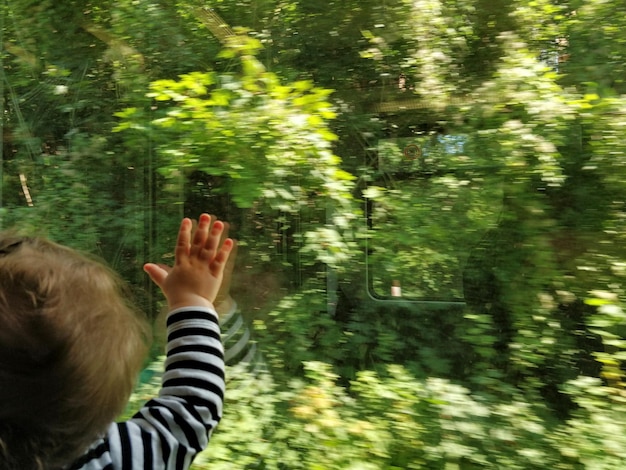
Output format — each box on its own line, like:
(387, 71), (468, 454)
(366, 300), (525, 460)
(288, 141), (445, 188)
(219, 301), (266, 377)
(67, 306), (225, 470)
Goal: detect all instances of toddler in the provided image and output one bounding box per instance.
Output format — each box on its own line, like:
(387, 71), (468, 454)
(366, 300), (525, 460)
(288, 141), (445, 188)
(0, 213), (233, 469)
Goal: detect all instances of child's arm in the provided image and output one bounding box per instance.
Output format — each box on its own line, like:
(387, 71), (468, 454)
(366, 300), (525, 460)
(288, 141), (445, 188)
(143, 214), (232, 465)
(68, 214), (232, 470)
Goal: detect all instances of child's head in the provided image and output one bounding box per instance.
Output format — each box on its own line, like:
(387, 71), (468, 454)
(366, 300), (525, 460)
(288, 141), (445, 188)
(0, 234), (151, 469)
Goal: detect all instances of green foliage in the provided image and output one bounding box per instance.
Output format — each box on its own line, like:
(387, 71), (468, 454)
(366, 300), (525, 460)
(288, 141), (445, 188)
(558, 375), (626, 468)
(3, 0), (626, 468)
(115, 34), (359, 270)
(253, 279), (346, 376)
(126, 356), (624, 469)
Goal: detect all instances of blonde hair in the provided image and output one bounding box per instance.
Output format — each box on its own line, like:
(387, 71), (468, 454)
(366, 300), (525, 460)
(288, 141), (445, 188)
(0, 234), (151, 469)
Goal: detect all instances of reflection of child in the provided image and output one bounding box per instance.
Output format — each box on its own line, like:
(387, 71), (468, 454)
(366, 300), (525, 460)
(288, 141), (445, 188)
(0, 213), (233, 469)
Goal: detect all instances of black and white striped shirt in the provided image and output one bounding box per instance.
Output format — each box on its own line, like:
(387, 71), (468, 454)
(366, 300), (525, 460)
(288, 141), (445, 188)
(66, 306), (225, 470)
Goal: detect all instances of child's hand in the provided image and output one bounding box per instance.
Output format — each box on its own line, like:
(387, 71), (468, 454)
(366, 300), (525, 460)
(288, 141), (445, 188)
(144, 214), (234, 311)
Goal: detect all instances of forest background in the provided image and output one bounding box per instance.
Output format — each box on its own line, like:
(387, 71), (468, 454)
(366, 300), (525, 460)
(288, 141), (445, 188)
(2, 0), (626, 468)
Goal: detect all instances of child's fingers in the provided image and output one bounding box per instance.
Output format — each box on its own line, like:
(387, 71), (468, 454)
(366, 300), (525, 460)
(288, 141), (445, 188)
(210, 238), (234, 276)
(205, 220), (224, 256)
(203, 214), (228, 247)
(174, 218), (193, 263)
(187, 214), (229, 263)
(212, 217), (230, 247)
(222, 237), (237, 278)
(190, 214), (211, 259)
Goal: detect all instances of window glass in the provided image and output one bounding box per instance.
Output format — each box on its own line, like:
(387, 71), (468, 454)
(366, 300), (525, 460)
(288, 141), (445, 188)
(1, 2), (626, 469)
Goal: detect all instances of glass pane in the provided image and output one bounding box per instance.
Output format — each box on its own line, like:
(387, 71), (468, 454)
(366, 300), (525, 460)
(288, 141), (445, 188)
(1, 2), (625, 469)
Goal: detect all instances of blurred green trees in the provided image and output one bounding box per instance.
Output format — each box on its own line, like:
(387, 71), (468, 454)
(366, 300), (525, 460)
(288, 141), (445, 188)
(3, 0), (626, 467)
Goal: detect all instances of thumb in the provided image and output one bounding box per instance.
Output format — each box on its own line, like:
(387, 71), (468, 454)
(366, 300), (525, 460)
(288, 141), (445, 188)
(143, 263), (169, 289)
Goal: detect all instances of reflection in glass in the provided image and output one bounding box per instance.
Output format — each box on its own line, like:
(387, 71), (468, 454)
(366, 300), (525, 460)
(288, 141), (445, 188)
(368, 134), (503, 301)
